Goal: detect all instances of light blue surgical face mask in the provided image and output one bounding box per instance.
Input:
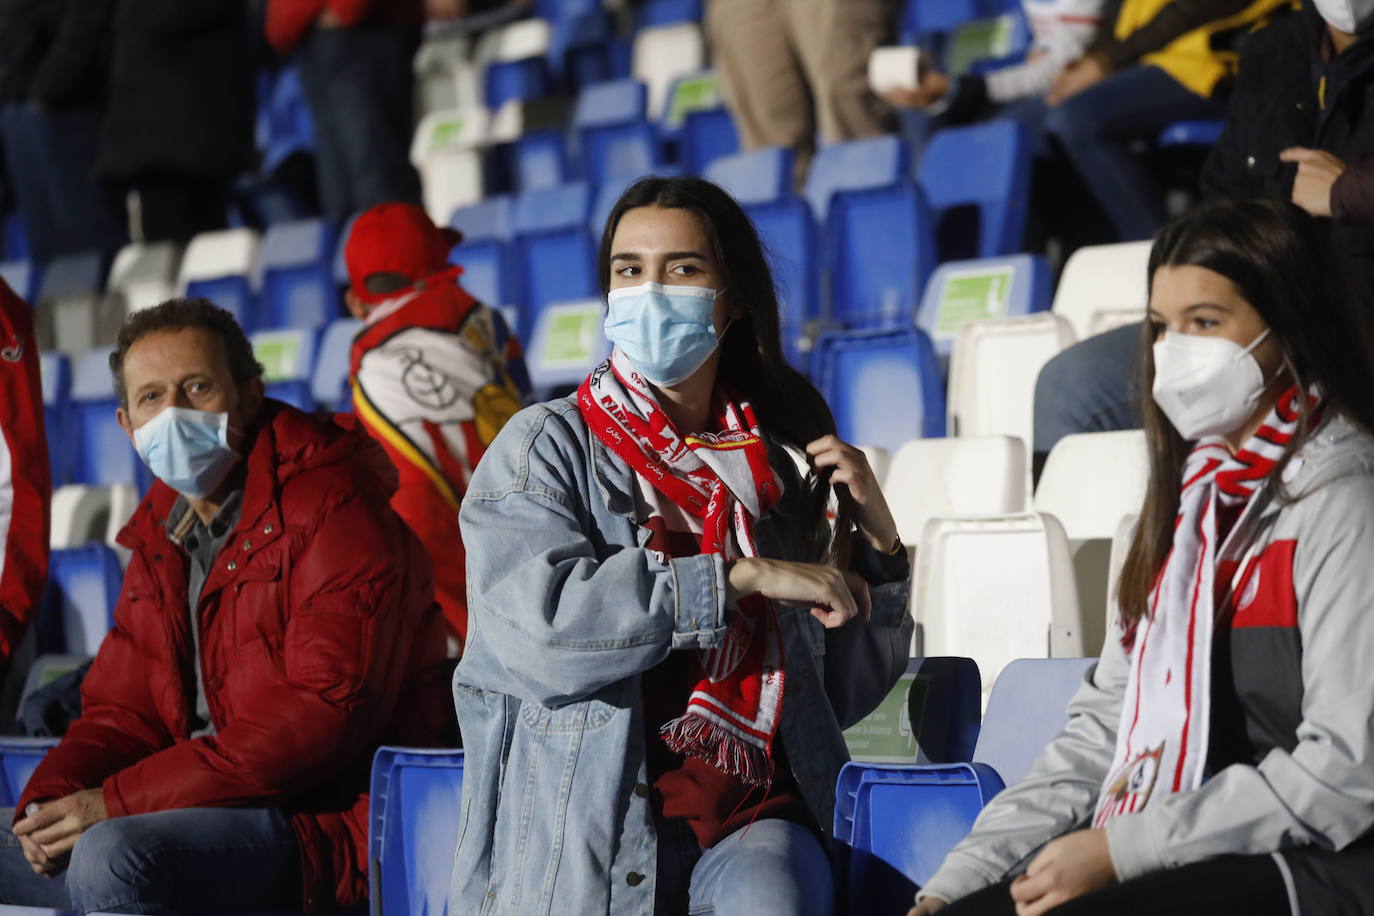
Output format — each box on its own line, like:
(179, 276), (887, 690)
(133, 406), (241, 499)
(603, 282), (726, 387)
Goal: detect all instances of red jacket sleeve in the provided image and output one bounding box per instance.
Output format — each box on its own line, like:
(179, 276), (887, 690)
(99, 493), (425, 816)
(0, 281), (49, 662)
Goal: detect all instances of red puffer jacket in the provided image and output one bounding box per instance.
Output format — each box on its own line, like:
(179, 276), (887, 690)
(17, 401), (453, 912)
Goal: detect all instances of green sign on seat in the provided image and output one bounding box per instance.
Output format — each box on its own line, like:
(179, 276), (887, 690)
(935, 265), (1014, 336)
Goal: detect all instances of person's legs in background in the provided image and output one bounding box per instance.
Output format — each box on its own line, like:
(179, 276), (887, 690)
(1032, 322), (1143, 479)
(129, 173), (232, 244)
(295, 23), (422, 223)
(688, 818), (834, 915)
(786, 0), (895, 146)
(0, 805), (301, 914)
(706, 0), (818, 189)
(1044, 66), (1225, 242)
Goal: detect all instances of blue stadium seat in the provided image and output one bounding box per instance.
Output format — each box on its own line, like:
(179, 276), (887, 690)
(312, 318), (363, 412)
(845, 656), (983, 765)
(636, 0), (703, 27)
(369, 747), (465, 916)
(513, 182), (597, 340)
(185, 274), (257, 335)
(512, 128), (569, 191)
(1157, 119), (1225, 147)
(680, 107), (739, 176)
(833, 657), (1098, 911)
(39, 351), (71, 486)
(0, 737), (59, 806)
(259, 219), (340, 330)
(259, 65), (315, 175)
(812, 328), (945, 451)
(484, 57), (554, 110)
(573, 80), (662, 186)
(915, 254), (1053, 359)
(744, 196), (819, 367)
(0, 259), (35, 304)
(826, 182), (938, 329)
(704, 147), (793, 206)
(803, 135), (911, 220)
(917, 120), (1033, 260)
(900, 0), (982, 44)
(3, 209), (28, 262)
(39, 544), (122, 656)
(252, 328), (321, 411)
(451, 196), (517, 308)
(536, 0), (601, 21)
(70, 347), (148, 490)
(333, 212), (360, 289)
(550, 8), (617, 90)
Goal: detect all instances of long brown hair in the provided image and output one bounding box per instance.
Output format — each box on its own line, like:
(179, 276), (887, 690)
(597, 175), (856, 566)
(1117, 197), (1374, 625)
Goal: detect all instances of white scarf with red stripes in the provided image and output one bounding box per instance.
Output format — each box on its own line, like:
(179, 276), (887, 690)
(1094, 386), (1315, 827)
(577, 349), (786, 786)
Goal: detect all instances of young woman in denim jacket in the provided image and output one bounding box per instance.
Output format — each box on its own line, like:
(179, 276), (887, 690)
(450, 176), (915, 915)
(913, 200), (1374, 916)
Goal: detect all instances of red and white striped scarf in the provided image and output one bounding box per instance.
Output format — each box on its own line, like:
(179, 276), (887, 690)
(577, 349), (785, 785)
(1094, 386), (1317, 827)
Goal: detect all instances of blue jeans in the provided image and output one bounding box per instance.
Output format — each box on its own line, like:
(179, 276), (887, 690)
(294, 24), (423, 222)
(1044, 66), (1225, 241)
(656, 817), (834, 915)
(0, 806), (300, 914)
(1032, 322), (1143, 465)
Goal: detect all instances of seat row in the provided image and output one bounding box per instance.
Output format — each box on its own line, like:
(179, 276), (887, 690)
(0, 653), (1097, 915)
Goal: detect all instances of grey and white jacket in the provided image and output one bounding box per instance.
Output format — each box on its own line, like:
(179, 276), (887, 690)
(921, 414), (1374, 915)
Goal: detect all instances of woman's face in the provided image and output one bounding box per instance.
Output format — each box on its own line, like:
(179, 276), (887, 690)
(607, 205), (736, 335)
(1147, 264), (1284, 379)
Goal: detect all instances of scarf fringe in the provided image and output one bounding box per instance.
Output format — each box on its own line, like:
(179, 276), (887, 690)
(659, 714), (772, 787)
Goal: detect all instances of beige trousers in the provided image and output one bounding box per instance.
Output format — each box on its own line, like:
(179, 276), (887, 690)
(706, 0), (896, 185)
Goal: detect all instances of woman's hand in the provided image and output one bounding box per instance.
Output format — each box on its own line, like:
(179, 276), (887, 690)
(1008, 829), (1117, 915)
(806, 435), (899, 553)
(1280, 147), (1347, 217)
(727, 558), (871, 628)
(908, 896), (947, 915)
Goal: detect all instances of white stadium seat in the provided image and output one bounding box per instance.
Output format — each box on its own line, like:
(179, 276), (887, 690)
(109, 241), (183, 316)
(885, 436), (1027, 547)
(411, 107), (490, 224)
(1051, 240), (1152, 340)
(632, 23), (708, 121)
(177, 228), (262, 292)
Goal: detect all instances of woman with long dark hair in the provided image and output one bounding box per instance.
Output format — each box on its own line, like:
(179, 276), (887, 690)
(911, 196), (1374, 916)
(450, 176), (914, 914)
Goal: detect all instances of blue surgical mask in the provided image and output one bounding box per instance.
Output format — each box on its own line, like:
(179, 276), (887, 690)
(603, 282), (725, 386)
(133, 406), (241, 499)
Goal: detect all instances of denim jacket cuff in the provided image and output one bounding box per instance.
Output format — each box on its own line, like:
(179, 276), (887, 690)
(668, 553), (728, 650)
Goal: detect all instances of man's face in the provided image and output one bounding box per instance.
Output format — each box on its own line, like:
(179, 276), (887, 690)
(115, 326), (262, 454)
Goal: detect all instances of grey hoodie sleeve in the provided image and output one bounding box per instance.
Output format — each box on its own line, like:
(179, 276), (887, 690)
(918, 627), (1130, 904)
(1106, 471), (1374, 880)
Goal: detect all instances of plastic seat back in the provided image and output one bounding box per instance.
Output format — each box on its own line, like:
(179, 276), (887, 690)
(411, 108), (490, 223)
(916, 254), (1053, 360)
(513, 183), (596, 338)
(681, 107), (738, 175)
(1, 258), (36, 303)
(886, 436), (1027, 546)
(39, 252), (110, 358)
(826, 181), (937, 329)
(259, 219), (340, 329)
(704, 147), (793, 206)
(917, 120), (1033, 260)
(631, 22), (707, 119)
(843, 656), (982, 764)
(973, 657), (1098, 785)
(312, 318), (363, 411)
(70, 347), (146, 490)
(40, 351), (72, 485)
(369, 747), (465, 916)
(743, 196), (818, 366)
(179, 228), (262, 334)
(0, 737), (58, 807)
(812, 328), (945, 453)
(108, 241), (182, 316)
(40, 543), (122, 655)
(1051, 240), (1152, 340)
(526, 298), (610, 395)
(803, 135), (909, 220)
(252, 328), (321, 411)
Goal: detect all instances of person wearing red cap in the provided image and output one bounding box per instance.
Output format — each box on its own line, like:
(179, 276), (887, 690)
(345, 202), (529, 654)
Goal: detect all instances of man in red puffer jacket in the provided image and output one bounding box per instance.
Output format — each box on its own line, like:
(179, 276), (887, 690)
(0, 297), (453, 913)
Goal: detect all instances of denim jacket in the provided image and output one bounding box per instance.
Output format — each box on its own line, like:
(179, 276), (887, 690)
(450, 396), (914, 915)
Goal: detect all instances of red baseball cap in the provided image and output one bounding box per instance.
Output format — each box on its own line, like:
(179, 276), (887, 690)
(344, 203), (463, 304)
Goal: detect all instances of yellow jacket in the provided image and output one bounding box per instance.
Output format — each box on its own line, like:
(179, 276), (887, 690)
(1115, 0), (1295, 96)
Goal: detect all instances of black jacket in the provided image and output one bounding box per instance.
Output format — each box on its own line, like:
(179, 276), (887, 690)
(95, 0), (256, 182)
(0, 0), (113, 108)
(1202, 6), (1374, 310)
